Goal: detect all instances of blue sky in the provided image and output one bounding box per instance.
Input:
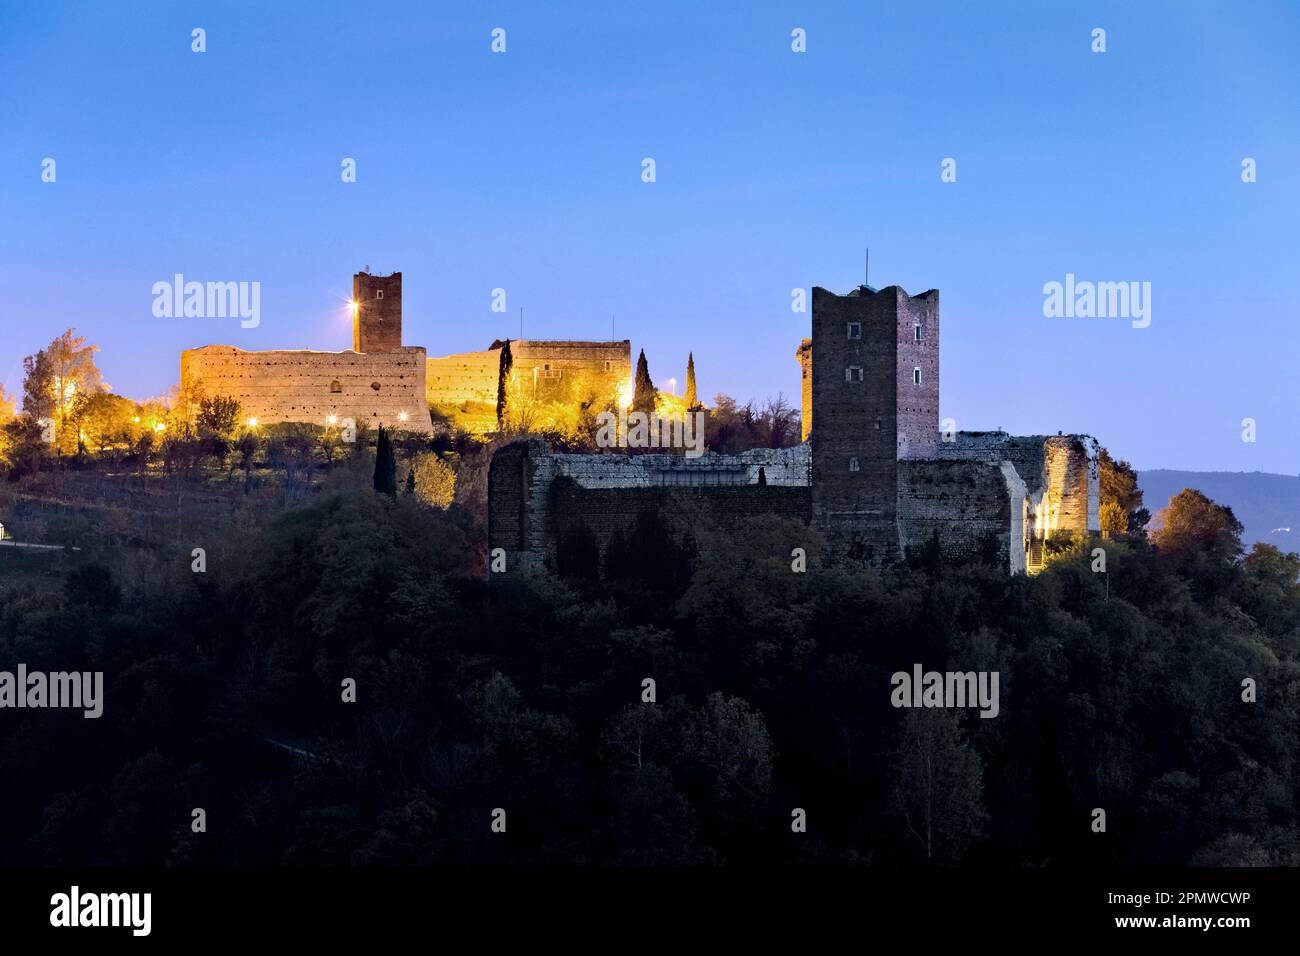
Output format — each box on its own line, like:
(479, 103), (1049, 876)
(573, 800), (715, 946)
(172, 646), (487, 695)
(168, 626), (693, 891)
(2, 1), (1297, 472)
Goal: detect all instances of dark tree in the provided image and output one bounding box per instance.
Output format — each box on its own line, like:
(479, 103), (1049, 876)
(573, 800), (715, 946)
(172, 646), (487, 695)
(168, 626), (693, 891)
(196, 395), (241, 442)
(1153, 488), (1243, 563)
(633, 349), (655, 415)
(1099, 447), (1150, 532)
(684, 353), (698, 409)
(496, 340), (514, 427)
(373, 426), (397, 495)
(21, 349), (55, 420)
(605, 508), (689, 593)
(556, 519), (600, 580)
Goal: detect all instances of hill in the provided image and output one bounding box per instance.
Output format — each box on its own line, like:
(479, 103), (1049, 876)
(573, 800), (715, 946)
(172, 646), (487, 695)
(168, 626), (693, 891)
(1140, 469), (1300, 553)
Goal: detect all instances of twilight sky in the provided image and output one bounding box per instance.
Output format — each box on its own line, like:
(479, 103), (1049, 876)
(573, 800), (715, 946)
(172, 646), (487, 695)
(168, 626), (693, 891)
(1, 1), (1297, 473)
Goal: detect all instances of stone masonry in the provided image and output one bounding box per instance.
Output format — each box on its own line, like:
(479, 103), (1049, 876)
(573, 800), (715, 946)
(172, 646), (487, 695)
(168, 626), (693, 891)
(427, 340), (631, 433)
(180, 345), (430, 433)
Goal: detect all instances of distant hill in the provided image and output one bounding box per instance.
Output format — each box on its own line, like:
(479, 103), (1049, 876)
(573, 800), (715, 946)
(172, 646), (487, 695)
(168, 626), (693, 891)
(1139, 470), (1300, 555)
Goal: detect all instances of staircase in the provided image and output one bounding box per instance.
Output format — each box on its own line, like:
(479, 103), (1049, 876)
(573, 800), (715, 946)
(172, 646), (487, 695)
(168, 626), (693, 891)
(1027, 538), (1045, 574)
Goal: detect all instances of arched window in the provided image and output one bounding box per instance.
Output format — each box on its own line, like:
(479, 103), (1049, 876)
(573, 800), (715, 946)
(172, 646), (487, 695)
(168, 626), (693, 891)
(330, 380), (342, 394)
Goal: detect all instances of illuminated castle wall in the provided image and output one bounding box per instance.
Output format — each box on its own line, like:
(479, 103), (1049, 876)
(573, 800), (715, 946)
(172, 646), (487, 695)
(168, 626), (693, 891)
(427, 340), (631, 434)
(181, 271), (430, 433)
(180, 269), (629, 437)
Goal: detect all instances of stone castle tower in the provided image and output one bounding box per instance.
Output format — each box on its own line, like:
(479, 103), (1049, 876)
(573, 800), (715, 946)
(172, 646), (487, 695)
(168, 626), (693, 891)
(809, 284), (939, 559)
(353, 271), (403, 353)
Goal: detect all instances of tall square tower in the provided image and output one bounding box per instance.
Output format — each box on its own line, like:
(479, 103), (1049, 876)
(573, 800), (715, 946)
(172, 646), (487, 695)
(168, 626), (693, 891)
(353, 271), (403, 353)
(809, 284), (940, 561)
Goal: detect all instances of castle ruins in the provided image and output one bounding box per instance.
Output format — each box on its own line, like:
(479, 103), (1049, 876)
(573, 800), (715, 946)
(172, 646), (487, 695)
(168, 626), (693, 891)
(488, 282), (1100, 575)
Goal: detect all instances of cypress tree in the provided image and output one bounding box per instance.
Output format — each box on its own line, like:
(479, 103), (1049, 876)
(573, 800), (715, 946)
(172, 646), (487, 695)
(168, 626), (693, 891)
(632, 349), (656, 415)
(373, 425), (397, 495)
(684, 352), (698, 409)
(496, 340), (513, 429)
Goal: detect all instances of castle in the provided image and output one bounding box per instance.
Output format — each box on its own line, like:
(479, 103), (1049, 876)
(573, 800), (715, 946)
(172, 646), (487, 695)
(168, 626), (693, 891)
(180, 270), (630, 435)
(176, 268), (1099, 575)
(488, 283), (1100, 575)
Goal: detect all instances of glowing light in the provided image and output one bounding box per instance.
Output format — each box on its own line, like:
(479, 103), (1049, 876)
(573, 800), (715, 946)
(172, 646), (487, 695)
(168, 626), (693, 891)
(398, 411), (408, 422)
(132, 416), (141, 424)
(350, 300), (359, 319)
(665, 377), (677, 395)
(327, 414), (338, 425)
(154, 423), (165, 433)
(247, 417), (258, 427)
(616, 376), (634, 409)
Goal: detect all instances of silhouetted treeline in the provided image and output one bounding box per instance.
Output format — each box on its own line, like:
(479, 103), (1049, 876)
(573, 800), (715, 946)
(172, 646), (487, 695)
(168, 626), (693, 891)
(0, 487), (1297, 866)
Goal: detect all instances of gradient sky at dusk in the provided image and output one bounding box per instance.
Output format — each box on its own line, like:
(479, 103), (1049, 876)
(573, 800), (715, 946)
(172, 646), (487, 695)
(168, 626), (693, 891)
(2, 1), (1297, 472)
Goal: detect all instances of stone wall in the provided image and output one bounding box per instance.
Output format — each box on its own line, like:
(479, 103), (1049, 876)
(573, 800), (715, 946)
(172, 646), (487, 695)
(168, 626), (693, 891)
(547, 482), (811, 572)
(180, 345), (431, 433)
(488, 440), (554, 571)
(933, 431), (1100, 557)
(510, 340), (630, 386)
(427, 339), (631, 434)
(426, 349), (501, 407)
(553, 444), (810, 489)
(1042, 435), (1101, 536)
(488, 439), (812, 574)
(897, 459), (1025, 573)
